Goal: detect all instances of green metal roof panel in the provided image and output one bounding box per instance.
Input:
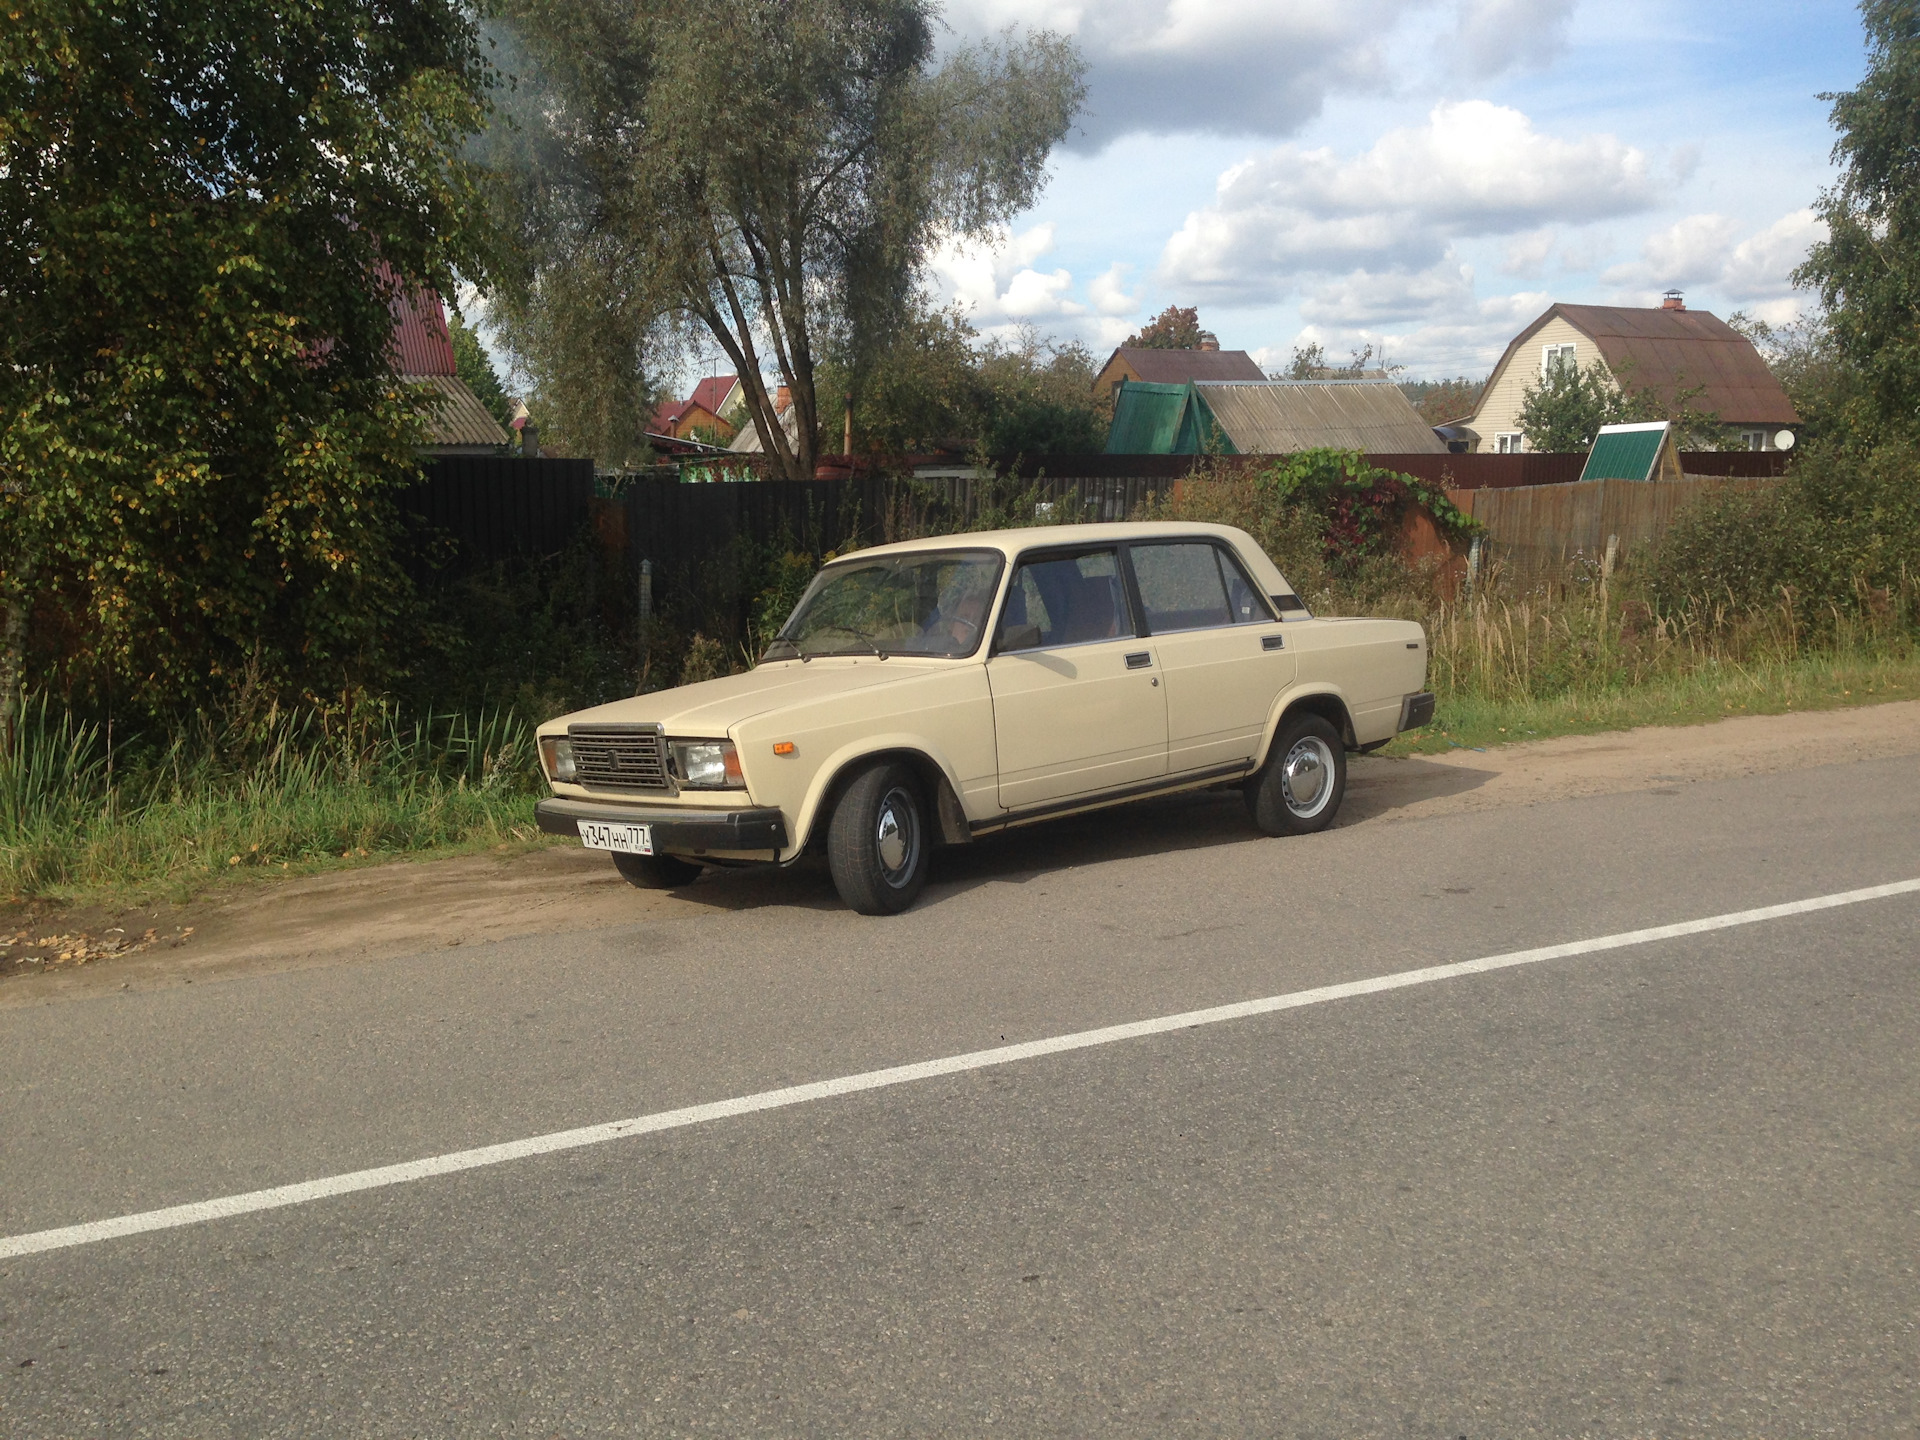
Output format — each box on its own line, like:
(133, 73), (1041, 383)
(1580, 422), (1668, 481)
(1106, 381), (1194, 454)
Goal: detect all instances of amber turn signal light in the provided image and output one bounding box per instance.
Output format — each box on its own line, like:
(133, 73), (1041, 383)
(772, 741), (796, 756)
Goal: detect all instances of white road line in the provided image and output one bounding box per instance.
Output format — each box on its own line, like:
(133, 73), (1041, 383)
(5, 877), (1918, 1262)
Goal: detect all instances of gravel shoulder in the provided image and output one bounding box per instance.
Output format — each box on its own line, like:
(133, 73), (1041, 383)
(7, 698), (1918, 1007)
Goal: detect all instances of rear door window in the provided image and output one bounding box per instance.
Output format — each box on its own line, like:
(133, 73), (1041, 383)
(1130, 542), (1233, 632)
(997, 550), (1130, 650)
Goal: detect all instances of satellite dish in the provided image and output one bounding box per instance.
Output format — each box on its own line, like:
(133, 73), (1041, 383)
(1775, 429), (1796, 450)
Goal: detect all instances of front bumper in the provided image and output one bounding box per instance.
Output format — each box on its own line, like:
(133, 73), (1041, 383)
(1398, 691), (1436, 731)
(535, 798), (789, 856)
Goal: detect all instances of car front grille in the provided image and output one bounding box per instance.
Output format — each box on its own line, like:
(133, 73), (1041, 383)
(569, 727), (671, 791)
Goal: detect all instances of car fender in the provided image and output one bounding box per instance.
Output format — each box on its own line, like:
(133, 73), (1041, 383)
(1254, 683), (1357, 768)
(789, 732), (972, 856)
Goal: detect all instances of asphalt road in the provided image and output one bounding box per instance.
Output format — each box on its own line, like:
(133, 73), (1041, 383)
(3, 755), (1918, 1436)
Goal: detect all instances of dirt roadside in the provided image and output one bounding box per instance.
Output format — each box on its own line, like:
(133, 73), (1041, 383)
(6, 699), (1918, 1006)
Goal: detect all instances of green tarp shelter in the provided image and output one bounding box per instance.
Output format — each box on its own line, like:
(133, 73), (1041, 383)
(1580, 421), (1683, 482)
(1105, 381), (1236, 455)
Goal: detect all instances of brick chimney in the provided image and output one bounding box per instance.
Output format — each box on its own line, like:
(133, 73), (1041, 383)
(1662, 289), (1686, 311)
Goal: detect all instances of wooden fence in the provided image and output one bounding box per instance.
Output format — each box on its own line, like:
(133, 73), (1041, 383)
(1448, 473), (1784, 589)
(403, 457), (596, 564)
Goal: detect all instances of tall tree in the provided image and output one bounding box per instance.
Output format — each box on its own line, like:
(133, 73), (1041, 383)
(1796, 0), (1920, 443)
(1124, 305), (1214, 350)
(492, 0), (1085, 480)
(0, 0), (493, 738)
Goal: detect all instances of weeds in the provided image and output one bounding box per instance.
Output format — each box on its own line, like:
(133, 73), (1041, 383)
(1, 700), (542, 902)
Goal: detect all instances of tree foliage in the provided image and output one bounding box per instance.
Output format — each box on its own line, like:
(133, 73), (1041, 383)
(1516, 356), (1721, 452)
(491, 0), (1085, 480)
(1400, 377), (1485, 426)
(1516, 359), (1638, 452)
(820, 305), (1106, 456)
(0, 0), (494, 735)
(1124, 305), (1214, 350)
(1256, 449), (1478, 563)
(1796, 0), (1920, 444)
(450, 312), (514, 431)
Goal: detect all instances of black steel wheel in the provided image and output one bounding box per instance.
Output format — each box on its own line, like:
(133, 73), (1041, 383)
(610, 850), (704, 889)
(1245, 712), (1347, 836)
(827, 762), (930, 915)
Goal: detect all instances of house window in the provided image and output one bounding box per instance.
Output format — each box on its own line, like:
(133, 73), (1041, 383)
(1741, 430), (1768, 451)
(1496, 432), (1525, 454)
(1541, 342), (1576, 376)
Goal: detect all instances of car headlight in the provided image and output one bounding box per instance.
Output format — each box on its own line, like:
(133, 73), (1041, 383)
(538, 736), (575, 783)
(670, 739), (745, 789)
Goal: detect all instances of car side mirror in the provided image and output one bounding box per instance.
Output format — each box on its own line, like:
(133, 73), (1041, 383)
(996, 622), (1042, 653)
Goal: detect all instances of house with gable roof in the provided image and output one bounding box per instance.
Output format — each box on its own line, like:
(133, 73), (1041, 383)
(1456, 294), (1799, 454)
(1093, 344), (1267, 401)
(389, 290), (513, 456)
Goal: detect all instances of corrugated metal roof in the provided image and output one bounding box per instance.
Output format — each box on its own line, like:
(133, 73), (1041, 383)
(390, 289), (457, 377)
(410, 374), (511, 450)
(1100, 347), (1267, 386)
(1193, 381), (1446, 455)
(1487, 304), (1797, 426)
(1580, 421), (1669, 482)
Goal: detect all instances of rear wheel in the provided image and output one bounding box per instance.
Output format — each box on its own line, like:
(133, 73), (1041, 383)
(1245, 713), (1347, 836)
(827, 762), (930, 915)
(610, 851), (704, 889)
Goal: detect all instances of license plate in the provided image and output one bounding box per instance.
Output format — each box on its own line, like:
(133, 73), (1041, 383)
(579, 821), (653, 855)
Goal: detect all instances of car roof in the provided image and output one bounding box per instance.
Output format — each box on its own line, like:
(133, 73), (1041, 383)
(835, 521), (1255, 562)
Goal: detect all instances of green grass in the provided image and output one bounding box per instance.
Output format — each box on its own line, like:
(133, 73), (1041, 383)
(1386, 648), (1920, 756)
(1, 700), (550, 907)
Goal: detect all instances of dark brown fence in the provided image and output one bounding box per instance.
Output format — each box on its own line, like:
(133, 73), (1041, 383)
(403, 457), (596, 562)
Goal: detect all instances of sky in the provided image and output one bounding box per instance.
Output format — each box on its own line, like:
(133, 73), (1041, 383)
(914, 0), (1868, 380)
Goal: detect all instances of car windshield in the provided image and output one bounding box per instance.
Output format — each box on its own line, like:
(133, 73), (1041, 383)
(764, 550), (1003, 660)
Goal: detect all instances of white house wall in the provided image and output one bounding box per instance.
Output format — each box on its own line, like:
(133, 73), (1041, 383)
(1466, 315), (1603, 453)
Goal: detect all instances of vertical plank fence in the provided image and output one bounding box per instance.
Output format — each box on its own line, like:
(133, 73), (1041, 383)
(1450, 474), (1784, 589)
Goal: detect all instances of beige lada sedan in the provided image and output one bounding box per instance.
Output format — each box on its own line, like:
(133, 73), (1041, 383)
(536, 522), (1433, 914)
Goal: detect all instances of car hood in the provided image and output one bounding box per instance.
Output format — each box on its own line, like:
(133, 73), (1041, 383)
(546, 658), (953, 735)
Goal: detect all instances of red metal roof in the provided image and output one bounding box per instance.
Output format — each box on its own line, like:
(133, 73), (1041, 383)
(687, 375), (739, 415)
(389, 289), (457, 377)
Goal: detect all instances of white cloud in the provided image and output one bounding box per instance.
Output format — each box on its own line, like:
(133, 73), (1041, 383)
(1087, 262), (1141, 317)
(1159, 101), (1662, 303)
(1602, 208), (1826, 306)
(924, 222), (1107, 334)
(942, 0), (1573, 146)
(1294, 287), (1552, 376)
(1298, 263), (1477, 328)
(1722, 209), (1825, 300)
(1501, 228), (1557, 279)
(1453, 0), (1576, 77)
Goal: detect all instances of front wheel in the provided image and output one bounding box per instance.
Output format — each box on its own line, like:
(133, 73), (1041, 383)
(827, 762), (930, 915)
(610, 851), (704, 889)
(1245, 713), (1347, 836)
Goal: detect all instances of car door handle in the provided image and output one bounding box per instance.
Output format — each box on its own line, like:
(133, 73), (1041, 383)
(1125, 651), (1152, 669)
(1262, 634), (1285, 651)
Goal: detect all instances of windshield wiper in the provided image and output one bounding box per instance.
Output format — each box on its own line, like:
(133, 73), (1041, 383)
(811, 626), (886, 659)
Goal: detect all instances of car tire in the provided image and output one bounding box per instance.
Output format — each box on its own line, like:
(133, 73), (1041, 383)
(610, 851), (704, 889)
(827, 762), (930, 915)
(1245, 712), (1347, 836)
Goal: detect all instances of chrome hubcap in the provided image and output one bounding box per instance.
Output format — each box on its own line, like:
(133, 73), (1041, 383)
(874, 788), (919, 883)
(1280, 737), (1336, 818)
